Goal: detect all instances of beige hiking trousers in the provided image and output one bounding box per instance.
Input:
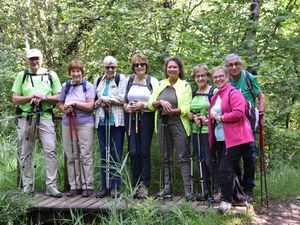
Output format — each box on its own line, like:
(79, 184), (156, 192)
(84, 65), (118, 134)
(17, 117), (58, 191)
(62, 124), (94, 190)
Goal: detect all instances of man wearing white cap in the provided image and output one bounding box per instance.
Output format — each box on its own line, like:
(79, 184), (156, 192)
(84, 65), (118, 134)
(12, 48), (62, 197)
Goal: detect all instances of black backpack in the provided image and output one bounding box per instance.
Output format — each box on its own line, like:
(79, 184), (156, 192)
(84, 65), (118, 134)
(192, 86), (215, 103)
(94, 73), (121, 101)
(125, 75), (153, 103)
(21, 68), (53, 88)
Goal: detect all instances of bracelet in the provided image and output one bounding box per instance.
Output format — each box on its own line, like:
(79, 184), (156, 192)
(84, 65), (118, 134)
(259, 111), (264, 115)
(45, 96), (48, 101)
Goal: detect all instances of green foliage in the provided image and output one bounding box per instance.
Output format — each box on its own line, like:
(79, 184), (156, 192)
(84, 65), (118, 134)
(0, 191), (29, 225)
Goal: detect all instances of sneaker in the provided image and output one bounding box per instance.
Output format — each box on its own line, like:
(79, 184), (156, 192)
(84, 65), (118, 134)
(155, 189), (172, 200)
(137, 184), (149, 199)
(82, 189), (93, 197)
(110, 189), (120, 198)
(96, 188), (109, 198)
(218, 201), (232, 213)
(46, 186), (62, 198)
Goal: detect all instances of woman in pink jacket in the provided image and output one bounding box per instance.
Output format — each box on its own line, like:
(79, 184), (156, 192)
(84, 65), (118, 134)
(208, 66), (254, 213)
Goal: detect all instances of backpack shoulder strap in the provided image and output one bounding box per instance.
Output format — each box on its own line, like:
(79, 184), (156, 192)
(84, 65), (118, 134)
(115, 73), (120, 86)
(125, 75), (135, 103)
(82, 79), (87, 92)
(96, 75), (103, 89)
(47, 69), (53, 87)
(192, 88), (198, 98)
(243, 70), (255, 102)
(22, 68), (30, 84)
(64, 80), (72, 96)
(207, 86), (216, 103)
(146, 75), (153, 92)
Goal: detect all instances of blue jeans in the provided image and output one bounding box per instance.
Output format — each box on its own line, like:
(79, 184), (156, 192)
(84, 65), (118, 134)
(126, 112), (154, 188)
(97, 125), (125, 189)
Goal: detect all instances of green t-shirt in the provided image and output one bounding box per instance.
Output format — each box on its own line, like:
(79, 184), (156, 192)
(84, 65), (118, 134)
(229, 70), (261, 105)
(190, 86), (217, 134)
(12, 68), (61, 120)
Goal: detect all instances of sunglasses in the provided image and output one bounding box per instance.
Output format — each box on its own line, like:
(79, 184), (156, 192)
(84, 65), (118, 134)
(29, 57), (40, 61)
(133, 63), (147, 68)
(105, 66), (116, 70)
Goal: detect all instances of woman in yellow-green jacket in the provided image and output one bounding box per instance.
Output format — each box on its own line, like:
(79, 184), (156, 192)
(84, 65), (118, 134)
(148, 57), (192, 201)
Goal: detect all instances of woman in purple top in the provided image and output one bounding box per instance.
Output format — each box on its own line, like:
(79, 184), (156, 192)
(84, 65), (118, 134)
(58, 60), (95, 197)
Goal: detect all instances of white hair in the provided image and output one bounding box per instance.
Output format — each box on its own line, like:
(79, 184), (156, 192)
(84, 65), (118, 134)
(224, 53), (243, 67)
(102, 56), (117, 66)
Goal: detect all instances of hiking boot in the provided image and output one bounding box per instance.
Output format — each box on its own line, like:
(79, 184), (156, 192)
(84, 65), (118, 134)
(213, 191), (222, 203)
(245, 191), (255, 203)
(46, 186), (62, 198)
(110, 189), (120, 198)
(155, 189), (172, 200)
(82, 189), (93, 197)
(218, 201), (232, 213)
(185, 192), (194, 202)
(23, 184), (33, 195)
(137, 184), (149, 199)
(96, 188), (109, 198)
(232, 200), (248, 207)
(66, 189), (76, 197)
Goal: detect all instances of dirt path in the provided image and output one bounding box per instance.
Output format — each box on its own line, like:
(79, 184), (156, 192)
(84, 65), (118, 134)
(253, 198), (300, 225)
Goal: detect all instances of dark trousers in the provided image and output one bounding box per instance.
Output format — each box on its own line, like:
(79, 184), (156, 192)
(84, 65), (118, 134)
(192, 133), (218, 194)
(218, 142), (252, 202)
(235, 132), (256, 192)
(97, 125), (125, 189)
(127, 112), (154, 188)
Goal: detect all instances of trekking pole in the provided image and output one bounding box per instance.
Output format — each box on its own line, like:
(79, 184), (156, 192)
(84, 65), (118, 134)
(197, 120), (205, 201)
(68, 112), (78, 193)
(105, 106), (111, 191)
(71, 111), (88, 191)
(189, 113), (195, 196)
(135, 111), (138, 134)
(163, 115), (172, 200)
(31, 102), (43, 196)
(259, 115), (269, 208)
(128, 112), (132, 136)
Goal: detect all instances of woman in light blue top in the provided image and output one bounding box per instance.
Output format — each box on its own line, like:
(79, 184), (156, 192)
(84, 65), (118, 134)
(94, 56), (126, 198)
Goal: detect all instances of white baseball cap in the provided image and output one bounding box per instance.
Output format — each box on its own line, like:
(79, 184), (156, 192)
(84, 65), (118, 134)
(26, 49), (43, 59)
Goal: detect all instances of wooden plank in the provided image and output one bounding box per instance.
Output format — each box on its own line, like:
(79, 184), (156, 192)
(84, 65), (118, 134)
(77, 197), (101, 209)
(88, 197), (111, 209)
(36, 196), (61, 208)
(68, 196), (94, 208)
(52, 195), (83, 209)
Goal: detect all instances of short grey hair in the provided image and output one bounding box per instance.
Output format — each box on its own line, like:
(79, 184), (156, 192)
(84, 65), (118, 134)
(212, 66), (230, 78)
(103, 56), (117, 66)
(224, 53), (243, 67)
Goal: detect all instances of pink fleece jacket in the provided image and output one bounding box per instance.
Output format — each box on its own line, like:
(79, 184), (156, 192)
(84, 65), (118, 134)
(208, 83), (254, 149)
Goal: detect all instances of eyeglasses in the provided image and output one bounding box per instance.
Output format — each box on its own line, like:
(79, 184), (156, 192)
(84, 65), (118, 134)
(212, 74), (226, 80)
(133, 63), (147, 68)
(105, 66), (116, 70)
(195, 74), (208, 78)
(29, 57), (40, 61)
(227, 62), (241, 68)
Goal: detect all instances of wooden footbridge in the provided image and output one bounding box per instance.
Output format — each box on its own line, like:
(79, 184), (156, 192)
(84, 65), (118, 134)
(27, 192), (248, 224)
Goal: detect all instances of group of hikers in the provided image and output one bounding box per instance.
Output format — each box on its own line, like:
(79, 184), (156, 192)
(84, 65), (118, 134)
(12, 48), (265, 213)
